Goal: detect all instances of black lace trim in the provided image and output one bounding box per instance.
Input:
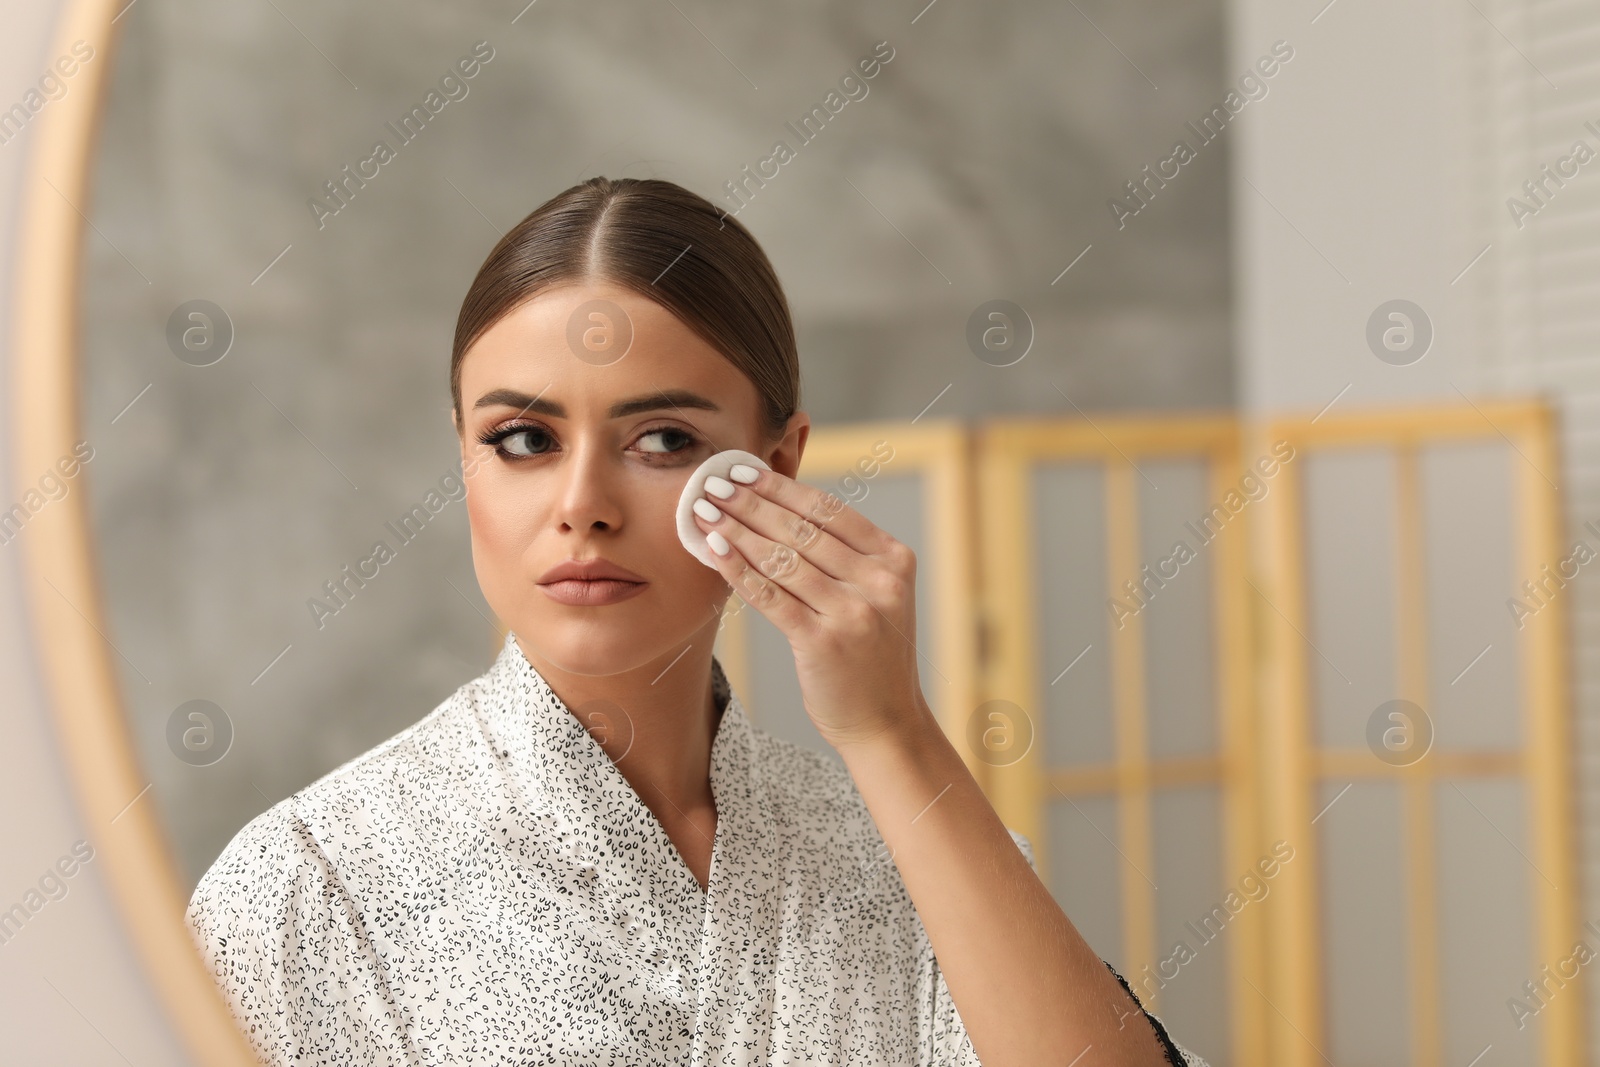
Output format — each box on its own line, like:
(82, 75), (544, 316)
(1103, 960), (1189, 1067)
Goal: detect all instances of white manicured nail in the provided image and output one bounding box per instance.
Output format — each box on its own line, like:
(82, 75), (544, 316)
(693, 497), (722, 522)
(704, 475), (736, 499)
(706, 530), (730, 556)
(729, 463), (760, 484)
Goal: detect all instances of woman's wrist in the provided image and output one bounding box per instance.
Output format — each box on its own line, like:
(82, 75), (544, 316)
(823, 694), (947, 763)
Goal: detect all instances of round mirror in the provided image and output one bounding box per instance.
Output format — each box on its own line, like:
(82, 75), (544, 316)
(18, 0), (1232, 1060)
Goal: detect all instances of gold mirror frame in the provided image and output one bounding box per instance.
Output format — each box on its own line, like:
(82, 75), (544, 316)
(11, 0), (259, 1062)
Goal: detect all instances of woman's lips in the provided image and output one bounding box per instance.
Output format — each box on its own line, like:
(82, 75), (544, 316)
(538, 578), (648, 606)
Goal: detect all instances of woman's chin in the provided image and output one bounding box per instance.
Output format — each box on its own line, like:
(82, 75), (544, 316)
(522, 626), (674, 679)
(511, 577), (729, 677)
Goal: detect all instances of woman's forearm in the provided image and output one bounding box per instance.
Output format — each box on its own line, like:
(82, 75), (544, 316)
(834, 704), (1171, 1067)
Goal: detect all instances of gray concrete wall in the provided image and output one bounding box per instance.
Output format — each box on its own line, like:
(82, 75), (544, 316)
(76, 0), (1235, 890)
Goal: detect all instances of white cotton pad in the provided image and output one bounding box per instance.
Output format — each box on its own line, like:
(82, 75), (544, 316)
(677, 449), (771, 568)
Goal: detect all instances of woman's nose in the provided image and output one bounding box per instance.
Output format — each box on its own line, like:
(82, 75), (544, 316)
(552, 441), (624, 532)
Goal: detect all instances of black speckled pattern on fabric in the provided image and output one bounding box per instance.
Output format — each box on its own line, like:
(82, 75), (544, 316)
(187, 631), (1210, 1066)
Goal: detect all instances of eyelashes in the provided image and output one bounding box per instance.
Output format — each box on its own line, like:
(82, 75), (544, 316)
(474, 420), (703, 464)
(475, 421), (551, 458)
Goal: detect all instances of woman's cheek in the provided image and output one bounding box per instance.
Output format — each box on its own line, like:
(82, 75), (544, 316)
(464, 480), (512, 554)
(466, 469), (543, 541)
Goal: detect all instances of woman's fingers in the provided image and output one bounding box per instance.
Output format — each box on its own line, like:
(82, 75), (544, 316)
(696, 495), (838, 620)
(707, 465), (887, 583)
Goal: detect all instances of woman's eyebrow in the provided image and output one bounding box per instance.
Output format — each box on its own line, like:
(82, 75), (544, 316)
(472, 388), (721, 419)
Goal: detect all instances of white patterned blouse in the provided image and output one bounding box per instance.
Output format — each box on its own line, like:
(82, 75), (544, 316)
(187, 631), (1210, 1066)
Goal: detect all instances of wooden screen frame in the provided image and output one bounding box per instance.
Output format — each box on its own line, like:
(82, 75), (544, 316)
(1253, 399), (1583, 1067)
(974, 413), (1268, 1067)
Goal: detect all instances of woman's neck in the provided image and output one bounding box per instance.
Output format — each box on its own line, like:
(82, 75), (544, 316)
(528, 618), (725, 829)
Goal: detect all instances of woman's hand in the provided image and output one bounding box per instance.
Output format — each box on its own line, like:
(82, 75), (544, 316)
(691, 466), (1179, 1067)
(690, 463), (933, 750)
(693, 467), (1180, 1067)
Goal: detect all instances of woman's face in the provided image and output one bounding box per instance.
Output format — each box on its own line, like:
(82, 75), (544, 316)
(454, 281), (806, 677)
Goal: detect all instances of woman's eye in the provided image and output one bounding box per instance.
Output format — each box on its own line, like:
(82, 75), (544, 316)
(637, 427), (697, 456)
(478, 424), (696, 462)
(499, 428), (552, 457)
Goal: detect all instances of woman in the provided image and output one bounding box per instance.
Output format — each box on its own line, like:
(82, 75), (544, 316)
(187, 176), (1210, 1067)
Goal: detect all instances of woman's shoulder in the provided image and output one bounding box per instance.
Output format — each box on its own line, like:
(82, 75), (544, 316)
(184, 757), (433, 1066)
(187, 673), (487, 919)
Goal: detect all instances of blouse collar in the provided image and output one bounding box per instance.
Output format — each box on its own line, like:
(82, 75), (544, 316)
(474, 631), (785, 1061)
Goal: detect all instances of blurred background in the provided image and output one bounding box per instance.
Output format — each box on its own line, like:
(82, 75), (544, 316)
(1, 0), (1593, 1064)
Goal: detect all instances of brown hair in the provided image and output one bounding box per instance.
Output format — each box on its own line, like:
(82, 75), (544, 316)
(451, 176), (800, 439)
